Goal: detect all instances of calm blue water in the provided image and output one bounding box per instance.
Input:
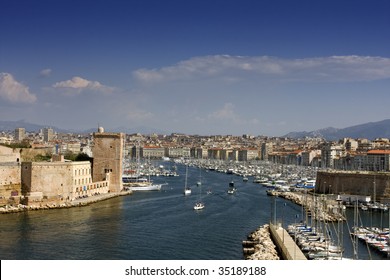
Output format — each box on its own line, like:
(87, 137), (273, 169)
(0, 163), (388, 260)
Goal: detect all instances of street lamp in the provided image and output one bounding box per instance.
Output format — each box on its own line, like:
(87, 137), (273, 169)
(282, 202), (286, 243)
(294, 214), (299, 259)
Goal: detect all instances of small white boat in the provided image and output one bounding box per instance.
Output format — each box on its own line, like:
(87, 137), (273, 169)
(193, 202), (205, 210)
(183, 164), (191, 196)
(184, 188), (192, 196)
(194, 176), (204, 210)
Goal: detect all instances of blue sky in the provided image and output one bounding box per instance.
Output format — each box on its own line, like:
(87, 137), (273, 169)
(1, 0), (390, 136)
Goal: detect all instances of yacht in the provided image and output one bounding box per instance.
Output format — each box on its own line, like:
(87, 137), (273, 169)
(124, 181), (163, 191)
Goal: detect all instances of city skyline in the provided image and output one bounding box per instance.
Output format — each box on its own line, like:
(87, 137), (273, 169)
(1, 0), (390, 137)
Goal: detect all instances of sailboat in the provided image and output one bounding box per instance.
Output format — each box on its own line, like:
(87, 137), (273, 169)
(196, 167), (202, 186)
(194, 177), (204, 210)
(227, 181), (237, 194)
(184, 164), (191, 196)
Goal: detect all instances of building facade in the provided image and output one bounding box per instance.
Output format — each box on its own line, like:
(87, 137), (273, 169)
(142, 146), (165, 159)
(21, 160), (110, 205)
(43, 127), (54, 142)
(14, 128), (25, 141)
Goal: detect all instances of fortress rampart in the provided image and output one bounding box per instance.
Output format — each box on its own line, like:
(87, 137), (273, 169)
(316, 171), (390, 203)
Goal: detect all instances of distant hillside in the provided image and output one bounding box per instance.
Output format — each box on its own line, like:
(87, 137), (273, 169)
(111, 125), (168, 135)
(2, 119), (390, 139)
(0, 120), (66, 133)
(0, 120), (168, 135)
(284, 119), (390, 140)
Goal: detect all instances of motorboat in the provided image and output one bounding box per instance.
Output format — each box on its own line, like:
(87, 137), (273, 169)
(193, 202), (205, 210)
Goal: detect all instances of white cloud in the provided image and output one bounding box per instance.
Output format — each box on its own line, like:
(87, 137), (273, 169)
(133, 55), (390, 84)
(39, 68), (52, 77)
(126, 108), (154, 121)
(206, 103), (264, 129)
(209, 103), (237, 120)
(52, 76), (114, 93)
(0, 73), (37, 103)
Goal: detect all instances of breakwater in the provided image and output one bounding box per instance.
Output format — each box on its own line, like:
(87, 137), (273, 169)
(242, 224), (279, 260)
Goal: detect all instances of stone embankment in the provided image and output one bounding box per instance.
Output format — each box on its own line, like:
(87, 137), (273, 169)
(243, 224), (280, 260)
(267, 190), (345, 222)
(0, 190), (132, 214)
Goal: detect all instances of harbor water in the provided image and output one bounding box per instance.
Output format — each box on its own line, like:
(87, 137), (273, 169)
(0, 162), (388, 260)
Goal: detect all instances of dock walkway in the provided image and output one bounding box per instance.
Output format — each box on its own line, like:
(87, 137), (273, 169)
(269, 223), (307, 260)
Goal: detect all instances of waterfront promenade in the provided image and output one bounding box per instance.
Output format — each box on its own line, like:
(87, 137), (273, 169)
(269, 223), (307, 260)
(0, 190), (132, 214)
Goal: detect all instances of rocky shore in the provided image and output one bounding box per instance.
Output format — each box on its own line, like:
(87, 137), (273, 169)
(243, 224), (280, 260)
(0, 190), (132, 214)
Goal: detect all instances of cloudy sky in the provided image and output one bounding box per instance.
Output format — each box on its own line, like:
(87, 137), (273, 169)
(1, 0), (390, 136)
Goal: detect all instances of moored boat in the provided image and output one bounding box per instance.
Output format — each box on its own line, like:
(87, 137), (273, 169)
(124, 181), (163, 191)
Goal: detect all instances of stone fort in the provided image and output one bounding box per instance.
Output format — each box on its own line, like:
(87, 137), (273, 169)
(0, 128), (124, 207)
(316, 171), (390, 203)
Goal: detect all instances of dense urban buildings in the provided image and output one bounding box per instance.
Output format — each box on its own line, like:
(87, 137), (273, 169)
(1, 125), (390, 207)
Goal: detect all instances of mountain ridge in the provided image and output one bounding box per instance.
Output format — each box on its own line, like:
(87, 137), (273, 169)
(283, 119), (390, 140)
(0, 120), (168, 136)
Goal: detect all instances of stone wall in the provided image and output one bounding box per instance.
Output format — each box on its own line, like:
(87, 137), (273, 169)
(316, 171), (390, 203)
(0, 146), (21, 163)
(21, 162), (73, 201)
(20, 147), (53, 162)
(0, 163), (22, 206)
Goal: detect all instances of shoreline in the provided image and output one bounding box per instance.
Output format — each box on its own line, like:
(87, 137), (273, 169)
(0, 190), (133, 214)
(242, 224), (280, 260)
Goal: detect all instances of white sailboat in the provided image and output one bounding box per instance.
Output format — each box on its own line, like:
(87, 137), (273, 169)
(184, 164), (191, 195)
(194, 175), (204, 210)
(196, 167), (202, 186)
(227, 181), (237, 194)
